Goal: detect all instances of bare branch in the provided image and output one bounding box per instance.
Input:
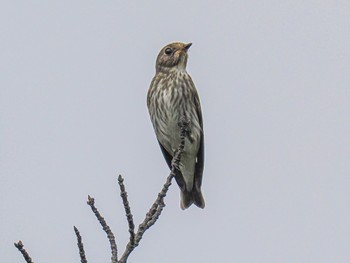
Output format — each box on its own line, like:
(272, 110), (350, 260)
(87, 195), (118, 263)
(14, 241), (34, 263)
(74, 226), (88, 263)
(14, 117), (189, 263)
(119, 116), (189, 263)
(118, 175), (135, 246)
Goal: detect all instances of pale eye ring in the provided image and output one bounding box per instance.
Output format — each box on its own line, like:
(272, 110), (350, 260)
(164, 48), (173, 55)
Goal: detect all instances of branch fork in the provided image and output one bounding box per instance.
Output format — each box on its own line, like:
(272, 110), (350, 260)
(15, 117), (189, 263)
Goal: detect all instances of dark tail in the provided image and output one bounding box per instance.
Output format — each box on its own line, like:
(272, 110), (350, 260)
(193, 188), (205, 209)
(180, 188), (205, 210)
(180, 190), (194, 210)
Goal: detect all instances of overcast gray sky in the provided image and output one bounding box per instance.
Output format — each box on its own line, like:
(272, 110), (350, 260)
(1, 1), (350, 262)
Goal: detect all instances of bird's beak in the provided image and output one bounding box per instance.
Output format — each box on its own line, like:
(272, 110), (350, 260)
(183, 43), (192, 52)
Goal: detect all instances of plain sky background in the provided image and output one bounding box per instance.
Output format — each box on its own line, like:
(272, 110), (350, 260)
(1, 1), (350, 262)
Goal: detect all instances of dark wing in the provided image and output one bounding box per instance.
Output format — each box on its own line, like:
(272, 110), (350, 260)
(157, 139), (172, 169)
(194, 93), (205, 190)
(158, 139), (186, 190)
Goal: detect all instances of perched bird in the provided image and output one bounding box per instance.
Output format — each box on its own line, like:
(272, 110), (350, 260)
(147, 42), (205, 209)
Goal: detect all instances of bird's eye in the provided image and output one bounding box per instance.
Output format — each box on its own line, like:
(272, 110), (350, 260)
(164, 48), (173, 55)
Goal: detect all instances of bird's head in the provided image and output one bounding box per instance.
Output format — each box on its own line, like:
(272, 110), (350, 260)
(155, 42), (192, 73)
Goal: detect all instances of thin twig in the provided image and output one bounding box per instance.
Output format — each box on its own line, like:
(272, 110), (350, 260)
(74, 226), (88, 263)
(119, 117), (189, 263)
(118, 175), (136, 246)
(14, 241), (34, 263)
(14, 117), (190, 263)
(87, 195), (118, 263)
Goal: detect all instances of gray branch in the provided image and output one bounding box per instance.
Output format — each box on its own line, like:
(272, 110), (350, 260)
(87, 195), (118, 263)
(15, 117), (189, 263)
(14, 241), (34, 263)
(118, 175), (136, 246)
(74, 226), (88, 263)
(119, 116), (188, 263)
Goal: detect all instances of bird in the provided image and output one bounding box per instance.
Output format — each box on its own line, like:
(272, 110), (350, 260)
(147, 42), (205, 209)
